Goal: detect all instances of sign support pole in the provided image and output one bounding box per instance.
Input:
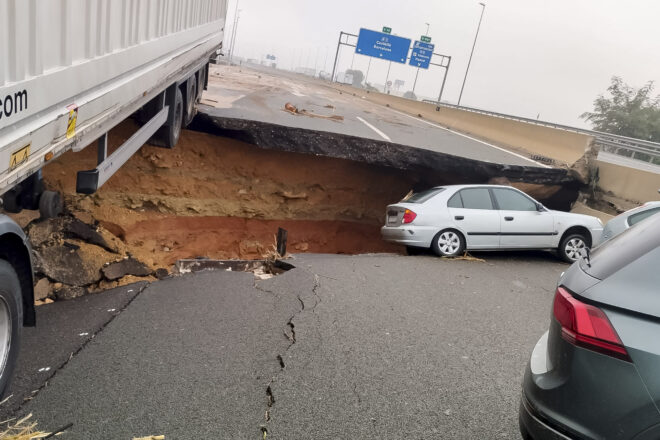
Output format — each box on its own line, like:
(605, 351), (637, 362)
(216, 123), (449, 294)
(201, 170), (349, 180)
(330, 31), (357, 83)
(412, 68), (420, 93)
(365, 57), (372, 85)
(436, 56), (451, 108)
(330, 32), (343, 82)
(384, 61), (392, 93)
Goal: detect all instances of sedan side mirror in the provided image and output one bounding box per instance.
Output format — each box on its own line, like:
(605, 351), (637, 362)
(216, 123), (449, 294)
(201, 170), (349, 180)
(536, 203), (545, 212)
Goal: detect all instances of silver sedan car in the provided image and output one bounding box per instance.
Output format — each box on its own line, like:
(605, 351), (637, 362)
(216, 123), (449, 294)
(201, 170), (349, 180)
(598, 201), (660, 245)
(381, 185), (603, 262)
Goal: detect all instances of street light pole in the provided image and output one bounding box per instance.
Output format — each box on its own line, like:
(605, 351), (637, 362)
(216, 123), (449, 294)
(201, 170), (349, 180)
(228, 0), (240, 62)
(457, 2), (485, 106)
(229, 9), (242, 63)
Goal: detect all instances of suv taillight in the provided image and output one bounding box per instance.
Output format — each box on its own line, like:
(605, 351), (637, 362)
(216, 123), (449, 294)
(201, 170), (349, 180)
(402, 209), (417, 224)
(553, 287), (631, 362)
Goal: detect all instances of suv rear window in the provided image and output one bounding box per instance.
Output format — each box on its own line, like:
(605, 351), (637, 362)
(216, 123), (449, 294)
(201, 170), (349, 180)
(404, 188), (445, 204)
(582, 214), (660, 280)
(628, 207), (660, 226)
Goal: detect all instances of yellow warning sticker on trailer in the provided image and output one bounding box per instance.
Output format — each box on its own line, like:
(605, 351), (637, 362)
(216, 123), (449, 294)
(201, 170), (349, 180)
(66, 106), (78, 139)
(9, 144), (30, 171)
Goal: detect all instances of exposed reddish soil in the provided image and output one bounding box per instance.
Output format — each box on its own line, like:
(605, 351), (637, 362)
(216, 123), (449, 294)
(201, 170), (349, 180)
(41, 120), (409, 268)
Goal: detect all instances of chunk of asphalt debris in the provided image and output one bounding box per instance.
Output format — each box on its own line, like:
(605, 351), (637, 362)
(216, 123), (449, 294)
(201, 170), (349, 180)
(154, 268), (169, 280)
(65, 218), (116, 253)
(55, 286), (88, 301)
(102, 258), (152, 281)
(38, 245), (105, 286)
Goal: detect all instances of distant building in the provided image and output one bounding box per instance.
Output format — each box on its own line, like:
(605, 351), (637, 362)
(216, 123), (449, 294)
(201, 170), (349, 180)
(336, 72), (354, 85)
(294, 67), (317, 77)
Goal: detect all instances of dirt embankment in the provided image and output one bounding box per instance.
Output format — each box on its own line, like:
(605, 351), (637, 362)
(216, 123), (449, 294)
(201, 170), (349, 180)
(41, 120), (410, 270)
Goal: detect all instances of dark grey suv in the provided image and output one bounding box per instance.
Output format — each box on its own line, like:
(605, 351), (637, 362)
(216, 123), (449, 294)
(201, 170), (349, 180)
(520, 214), (660, 439)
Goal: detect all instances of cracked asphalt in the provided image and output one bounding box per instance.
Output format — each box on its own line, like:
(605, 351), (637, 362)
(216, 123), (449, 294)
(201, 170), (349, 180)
(10, 252), (566, 439)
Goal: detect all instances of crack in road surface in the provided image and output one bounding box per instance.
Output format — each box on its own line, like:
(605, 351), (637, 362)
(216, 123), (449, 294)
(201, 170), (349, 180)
(261, 272), (322, 437)
(16, 283), (150, 411)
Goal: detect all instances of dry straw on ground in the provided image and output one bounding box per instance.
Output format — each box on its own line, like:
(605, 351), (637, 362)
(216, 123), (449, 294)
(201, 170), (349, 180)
(0, 413), (49, 439)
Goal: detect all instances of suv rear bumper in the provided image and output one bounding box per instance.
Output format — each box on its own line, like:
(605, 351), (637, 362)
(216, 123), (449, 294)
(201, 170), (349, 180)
(519, 393), (573, 440)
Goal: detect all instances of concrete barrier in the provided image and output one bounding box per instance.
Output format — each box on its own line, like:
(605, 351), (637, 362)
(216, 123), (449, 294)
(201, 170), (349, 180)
(597, 160), (660, 203)
(331, 84), (593, 165)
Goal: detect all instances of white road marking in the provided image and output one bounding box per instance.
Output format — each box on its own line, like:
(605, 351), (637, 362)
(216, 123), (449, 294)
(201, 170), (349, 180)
(357, 116), (392, 142)
(387, 108), (550, 168)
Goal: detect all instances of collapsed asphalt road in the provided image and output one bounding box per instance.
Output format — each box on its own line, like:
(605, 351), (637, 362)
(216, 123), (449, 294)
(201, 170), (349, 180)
(194, 65), (583, 210)
(10, 252), (566, 439)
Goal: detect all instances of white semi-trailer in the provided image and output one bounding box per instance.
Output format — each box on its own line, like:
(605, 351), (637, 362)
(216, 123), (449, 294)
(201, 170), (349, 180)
(0, 0), (228, 394)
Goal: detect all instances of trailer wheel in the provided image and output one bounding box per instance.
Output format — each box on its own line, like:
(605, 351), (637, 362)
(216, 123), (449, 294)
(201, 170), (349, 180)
(196, 67), (206, 103)
(39, 191), (63, 219)
(1, 190), (21, 214)
(0, 260), (23, 397)
(183, 77), (197, 127)
(153, 87), (183, 149)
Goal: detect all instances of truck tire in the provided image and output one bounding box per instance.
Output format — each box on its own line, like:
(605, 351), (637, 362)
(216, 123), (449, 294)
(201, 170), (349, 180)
(0, 260), (23, 397)
(39, 191), (63, 218)
(183, 77), (197, 127)
(152, 87), (183, 149)
(196, 67), (206, 103)
(1, 190), (21, 214)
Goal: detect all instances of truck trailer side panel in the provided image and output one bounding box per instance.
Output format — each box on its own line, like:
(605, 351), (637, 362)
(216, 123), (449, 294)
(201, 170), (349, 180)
(0, 0), (227, 194)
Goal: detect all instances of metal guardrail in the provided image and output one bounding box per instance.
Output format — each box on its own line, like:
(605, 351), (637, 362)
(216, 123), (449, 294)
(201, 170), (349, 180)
(421, 99), (660, 165)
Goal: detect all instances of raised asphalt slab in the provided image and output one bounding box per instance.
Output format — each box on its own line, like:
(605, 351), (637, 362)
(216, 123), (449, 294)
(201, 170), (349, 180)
(200, 65), (545, 168)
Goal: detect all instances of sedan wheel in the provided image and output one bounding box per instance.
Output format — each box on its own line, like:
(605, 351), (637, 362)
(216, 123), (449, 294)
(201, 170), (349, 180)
(432, 229), (465, 257)
(559, 234), (588, 263)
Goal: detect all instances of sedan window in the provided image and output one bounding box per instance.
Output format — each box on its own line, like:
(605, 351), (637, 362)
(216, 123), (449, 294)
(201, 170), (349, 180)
(492, 188), (537, 211)
(628, 207), (660, 226)
(447, 193), (463, 208)
(458, 188), (493, 210)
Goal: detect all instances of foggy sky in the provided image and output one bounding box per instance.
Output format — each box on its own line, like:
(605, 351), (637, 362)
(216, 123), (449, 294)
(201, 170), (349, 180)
(226, 0), (660, 128)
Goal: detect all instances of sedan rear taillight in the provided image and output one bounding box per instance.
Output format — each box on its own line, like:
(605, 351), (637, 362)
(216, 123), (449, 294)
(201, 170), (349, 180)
(402, 209), (417, 224)
(553, 287), (631, 362)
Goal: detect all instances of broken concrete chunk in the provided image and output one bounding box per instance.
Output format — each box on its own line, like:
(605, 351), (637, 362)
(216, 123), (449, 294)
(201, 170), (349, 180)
(27, 218), (59, 248)
(34, 278), (52, 301)
(38, 240), (113, 286)
(102, 258), (152, 281)
(55, 285), (88, 301)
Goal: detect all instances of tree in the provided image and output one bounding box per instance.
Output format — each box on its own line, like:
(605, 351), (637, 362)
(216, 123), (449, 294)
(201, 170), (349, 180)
(581, 77), (660, 141)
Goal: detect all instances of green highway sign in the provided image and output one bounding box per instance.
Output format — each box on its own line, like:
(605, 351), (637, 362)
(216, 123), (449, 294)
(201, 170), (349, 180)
(421, 35), (432, 43)
(382, 26), (392, 34)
